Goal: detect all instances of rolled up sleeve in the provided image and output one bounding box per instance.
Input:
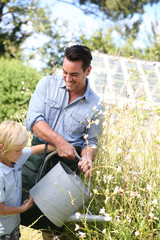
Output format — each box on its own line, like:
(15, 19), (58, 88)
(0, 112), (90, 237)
(25, 76), (48, 132)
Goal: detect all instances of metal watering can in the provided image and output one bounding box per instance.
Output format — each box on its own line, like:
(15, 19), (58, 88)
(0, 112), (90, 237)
(30, 151), (108, 228)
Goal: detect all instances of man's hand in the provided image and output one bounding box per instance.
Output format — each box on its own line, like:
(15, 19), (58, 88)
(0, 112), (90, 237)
(78, 158), (93, 178)
(55, 135), (78, 160)
(78, 147), (96, 178)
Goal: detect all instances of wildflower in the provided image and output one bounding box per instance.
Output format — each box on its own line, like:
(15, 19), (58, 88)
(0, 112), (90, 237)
(78, 231), (86, 238)
(135, 231), (140, 236)
(149, 212), (154, 218)
(102, 228), (106, 234)
(21, 90), (24, 95)
(96, 171), (100, 176)
(152, 199), (158, 205)
(104, 213), (112, 221)
(83, 134), (88, 140)
(105, 197), (110, 204)
(75, 224), (80, 231)
(114, 186), (119, 193)
(102, 121), (107, 127)
(103, 175), (107, 183)
(93, 189), (98, 194)
(130, 192), (135, 197)
(53, 237), (60, 240)
(117, 148), (122, 154)
(92, 106), (98, 111)
(95, 119), (99, 125)
(117, 165), (122, 173)
(116, 215), (120, 222)
(99, 208), (105, 215)
(126, 215), (131, 223)
(75, 212), (80, 219)
(21, 81), (25, 85)
(146, 184), (152, 192)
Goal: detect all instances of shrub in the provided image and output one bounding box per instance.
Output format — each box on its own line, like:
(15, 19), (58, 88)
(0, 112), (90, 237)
(0, 58), (42, 122)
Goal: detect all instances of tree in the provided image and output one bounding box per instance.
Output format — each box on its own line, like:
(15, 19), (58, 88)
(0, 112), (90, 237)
(0, 0), (74, 74)
(59, 0), (160, 40)
(60, 0), (160, 21)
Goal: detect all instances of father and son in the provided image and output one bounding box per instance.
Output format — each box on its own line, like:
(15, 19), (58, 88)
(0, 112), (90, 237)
(0, 45), (104, 239)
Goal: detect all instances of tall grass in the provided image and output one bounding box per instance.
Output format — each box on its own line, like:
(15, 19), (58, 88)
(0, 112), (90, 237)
(20, 100), (160, 239)
(57, 101), (160, 239)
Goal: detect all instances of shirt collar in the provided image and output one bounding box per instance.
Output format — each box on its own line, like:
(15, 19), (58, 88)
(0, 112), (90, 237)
(0, 162), (14, 175)
(60, 77), (91, 102)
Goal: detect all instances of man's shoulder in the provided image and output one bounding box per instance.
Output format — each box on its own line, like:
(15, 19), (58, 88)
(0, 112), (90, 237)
(39, 74), (64, 88)
(42, 74), (63, 82)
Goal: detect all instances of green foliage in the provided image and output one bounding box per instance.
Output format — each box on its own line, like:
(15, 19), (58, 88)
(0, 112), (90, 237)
(0, 57), (42, 122)
(80, 28), (116, 55)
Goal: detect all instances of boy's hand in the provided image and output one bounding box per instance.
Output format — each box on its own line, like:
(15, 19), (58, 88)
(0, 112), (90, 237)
(21, 196), (34, 212)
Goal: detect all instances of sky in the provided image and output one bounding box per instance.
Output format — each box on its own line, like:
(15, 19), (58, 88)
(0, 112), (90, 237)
(26, 0), (160, 69)
(45, 0), (160, 47)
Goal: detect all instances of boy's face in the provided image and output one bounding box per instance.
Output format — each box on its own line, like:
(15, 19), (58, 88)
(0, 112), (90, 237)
(3, 147), (23, 164)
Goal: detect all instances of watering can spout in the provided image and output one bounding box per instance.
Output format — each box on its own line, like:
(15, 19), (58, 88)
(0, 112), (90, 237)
(66, 213), (111, 223)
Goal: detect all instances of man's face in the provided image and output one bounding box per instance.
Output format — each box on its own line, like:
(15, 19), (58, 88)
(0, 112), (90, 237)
(63, 57), (91, 93)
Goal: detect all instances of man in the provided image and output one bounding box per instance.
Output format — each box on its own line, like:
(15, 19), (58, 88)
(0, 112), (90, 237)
(21, 45), (103, 238)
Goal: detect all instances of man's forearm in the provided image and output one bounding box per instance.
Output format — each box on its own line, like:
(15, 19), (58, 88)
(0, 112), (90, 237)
(32, 121), (62, 146)
(32, 121), (77, 159)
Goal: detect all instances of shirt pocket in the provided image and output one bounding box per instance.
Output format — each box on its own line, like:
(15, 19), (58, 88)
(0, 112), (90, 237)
(44, 98), (60, 121)
(65, 112), (87, 137)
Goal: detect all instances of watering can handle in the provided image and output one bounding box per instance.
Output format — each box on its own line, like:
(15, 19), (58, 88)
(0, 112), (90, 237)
(36, 150), (58, 183)
(36, 151), (91, 191)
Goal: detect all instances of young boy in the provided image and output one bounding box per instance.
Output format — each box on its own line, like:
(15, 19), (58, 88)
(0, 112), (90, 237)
(0, 120), (56, 239)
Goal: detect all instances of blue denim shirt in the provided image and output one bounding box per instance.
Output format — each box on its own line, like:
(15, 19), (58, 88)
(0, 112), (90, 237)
(25, 75), (103, 149)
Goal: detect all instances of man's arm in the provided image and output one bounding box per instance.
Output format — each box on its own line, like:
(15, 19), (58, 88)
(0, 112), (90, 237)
(32, 121), (78, 160)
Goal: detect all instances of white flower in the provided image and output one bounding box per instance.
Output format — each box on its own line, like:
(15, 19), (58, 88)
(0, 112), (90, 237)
(21, 90), (24, 95)
(104, 213), (112, 221)
(103, 175), (107, 183)
(83, 134), (88, 140)
(117, 165), (122, 173)
(117, 148), (122, 154)
(96, 171), (100, 175)
(146, 184), (152, 192)
(78, 231), (86, 238)
(75, 224), (80, 231)
(102, 228), (106, 234)
(114, 186), (119, 193)
(95, 119), (99, 125)
(92, 106), (98, 111)
(93, 189), (98, 194)
(53, 236), (59, 240)
(99, 208), (105, 215)
(105, 196), (110, 204)
(149, 212), (154, 218)
(75, 212), (80, 219)
(126, 216), (131, 223)
(102, 121), (107, 127)
(135, 231), (140, 236)
(21, 81), (25, 85)
(152, 199), (158, 205)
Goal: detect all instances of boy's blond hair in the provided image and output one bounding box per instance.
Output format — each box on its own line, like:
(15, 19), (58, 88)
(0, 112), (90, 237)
(0, 120), (28, 155)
